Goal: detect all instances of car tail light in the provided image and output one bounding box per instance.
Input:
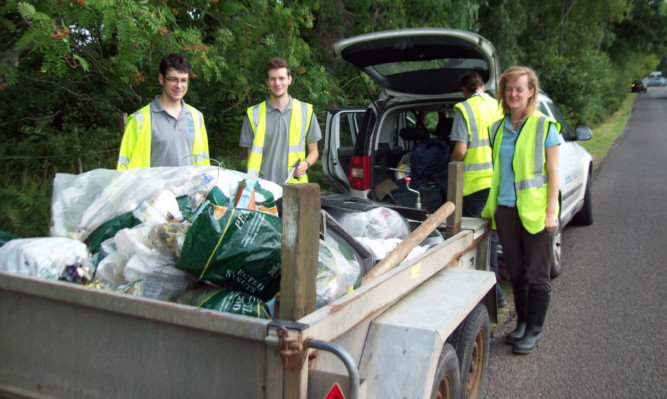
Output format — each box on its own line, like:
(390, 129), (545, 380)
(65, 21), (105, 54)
(348, 155), (371, 191)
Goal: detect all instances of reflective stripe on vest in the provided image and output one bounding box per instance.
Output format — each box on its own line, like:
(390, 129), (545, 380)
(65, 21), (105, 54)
(246, 99), (313, 183)
(515, 116), (548, 192)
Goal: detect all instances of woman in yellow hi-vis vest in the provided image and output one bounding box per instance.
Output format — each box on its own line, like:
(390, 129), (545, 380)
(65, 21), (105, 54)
(450, 71), (506, 309)
(482, 66), (561, 355)
(117, 53), (210, 170)
(239, 57), (321, 185)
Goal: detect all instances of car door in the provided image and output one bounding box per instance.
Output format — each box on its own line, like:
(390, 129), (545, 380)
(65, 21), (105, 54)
(538, 97), (585, 221)
(323, 108), (367, 194)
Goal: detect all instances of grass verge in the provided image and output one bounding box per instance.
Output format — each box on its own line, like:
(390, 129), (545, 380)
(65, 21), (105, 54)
(581, 94), (636, 170)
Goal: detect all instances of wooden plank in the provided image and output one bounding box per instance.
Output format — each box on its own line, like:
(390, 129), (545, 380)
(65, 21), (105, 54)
(446, 161), (464, 238)
(362, 201), (455, 284)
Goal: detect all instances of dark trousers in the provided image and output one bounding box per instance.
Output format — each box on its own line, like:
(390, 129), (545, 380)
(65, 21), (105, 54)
(494, 206), (552, 292)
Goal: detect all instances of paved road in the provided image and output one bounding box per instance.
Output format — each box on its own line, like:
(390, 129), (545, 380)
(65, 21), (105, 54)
(484, 87), (667, 398)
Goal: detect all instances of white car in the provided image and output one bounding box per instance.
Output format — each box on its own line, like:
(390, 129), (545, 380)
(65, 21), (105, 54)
(323, 28), (594, 278)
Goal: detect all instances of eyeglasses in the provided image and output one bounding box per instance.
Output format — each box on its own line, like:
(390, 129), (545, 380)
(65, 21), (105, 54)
(164, 76), (189, 85)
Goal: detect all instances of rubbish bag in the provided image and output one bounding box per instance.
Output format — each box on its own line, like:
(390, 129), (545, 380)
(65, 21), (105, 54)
(0, 237), (90, 279)
(175, 203), (282, 301)
(337, 207), (410, 240)
(50, 166), (282, 241)
(169, 286), (271, 319)
(86, 211), (141, 254)
(230, 179), (280, 216)
(316, 238), (362, 308)
(95, 226), (195, 300)
(0, 230), (18, 248)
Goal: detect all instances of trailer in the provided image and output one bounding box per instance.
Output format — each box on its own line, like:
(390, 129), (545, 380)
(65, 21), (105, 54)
(0, 163), (497, 399)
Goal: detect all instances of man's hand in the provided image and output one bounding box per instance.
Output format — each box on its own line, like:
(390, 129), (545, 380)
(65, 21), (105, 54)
(294, 159), (309, 178)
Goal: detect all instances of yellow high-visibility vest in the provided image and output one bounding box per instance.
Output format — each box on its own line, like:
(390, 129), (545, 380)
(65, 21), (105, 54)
(117, 103), (209, 170)
(482, 112), (560, 234)
(453, 94), (502, 196)
(246, 99), (313, 184)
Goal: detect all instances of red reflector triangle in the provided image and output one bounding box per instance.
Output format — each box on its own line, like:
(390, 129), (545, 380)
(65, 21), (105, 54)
(325, 383), (345, 399)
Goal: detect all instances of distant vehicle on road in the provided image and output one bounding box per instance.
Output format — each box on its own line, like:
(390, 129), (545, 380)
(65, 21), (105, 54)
(632, 80), (648, 93)
(644, 75), (666, 87)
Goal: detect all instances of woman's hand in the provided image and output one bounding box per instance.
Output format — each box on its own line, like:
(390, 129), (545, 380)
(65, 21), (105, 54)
(545, 213), (558, 232)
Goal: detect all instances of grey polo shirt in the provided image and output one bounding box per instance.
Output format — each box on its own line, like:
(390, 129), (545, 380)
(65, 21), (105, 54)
(239, 96), (322, 184)
(150, 96), (200, 167)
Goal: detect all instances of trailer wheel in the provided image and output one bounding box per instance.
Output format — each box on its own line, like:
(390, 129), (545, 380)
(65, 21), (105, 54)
(450, 303), (490, 399)
(431, 343), (461, 399)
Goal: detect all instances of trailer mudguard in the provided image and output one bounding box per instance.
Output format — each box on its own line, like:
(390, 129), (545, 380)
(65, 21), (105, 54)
(358, 267), (495, 398)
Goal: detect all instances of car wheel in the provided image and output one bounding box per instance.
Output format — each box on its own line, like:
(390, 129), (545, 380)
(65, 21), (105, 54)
(572, 177), (593, 226)
(550, 226), (562, 279)
(431, 343), (462, 399)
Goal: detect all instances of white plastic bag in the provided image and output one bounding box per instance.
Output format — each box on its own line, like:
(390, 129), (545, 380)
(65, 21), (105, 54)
(95, 226), (195, 300)
(337, 207), (411, 240)
(50, 166), (282, 241)
(0, 237), (90, 279)
(316, 238), (362, 308)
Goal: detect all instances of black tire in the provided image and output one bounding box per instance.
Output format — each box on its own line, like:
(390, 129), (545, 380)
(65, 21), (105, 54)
(446, 303), (490, 399)
(572, 177), (593, 226)
(550, 227), (562, 279)
(431, 343), (462, 399)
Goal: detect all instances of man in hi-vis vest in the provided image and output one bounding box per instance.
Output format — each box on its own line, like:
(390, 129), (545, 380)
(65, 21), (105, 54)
(117, 53), (210, 170)
(239, 57), (321, 185)
(449, 71), (506, 307)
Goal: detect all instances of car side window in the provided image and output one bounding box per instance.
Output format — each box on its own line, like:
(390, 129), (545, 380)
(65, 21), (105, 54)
(339, 111), (366, 147)
(539, 100), (572, 140)
(546, 102), (573, 140)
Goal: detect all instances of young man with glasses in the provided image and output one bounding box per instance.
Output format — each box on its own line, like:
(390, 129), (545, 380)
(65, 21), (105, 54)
(117, 53), (210, 170)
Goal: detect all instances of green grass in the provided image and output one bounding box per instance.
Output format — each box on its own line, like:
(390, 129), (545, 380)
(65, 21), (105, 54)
(581, 94), (636, 170)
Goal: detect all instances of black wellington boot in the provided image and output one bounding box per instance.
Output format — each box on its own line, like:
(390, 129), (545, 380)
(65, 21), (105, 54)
(513, 288), (551, 355)
(505, 283), (529, 345)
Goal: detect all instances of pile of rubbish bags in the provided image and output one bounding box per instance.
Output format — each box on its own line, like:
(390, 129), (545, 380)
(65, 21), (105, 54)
(0, 166), (367, 319)
(0, 166), (444, 320)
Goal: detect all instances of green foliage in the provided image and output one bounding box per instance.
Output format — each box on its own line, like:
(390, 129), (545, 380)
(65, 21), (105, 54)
(0, 171), (52, 237)
(0, 0), (665, 235)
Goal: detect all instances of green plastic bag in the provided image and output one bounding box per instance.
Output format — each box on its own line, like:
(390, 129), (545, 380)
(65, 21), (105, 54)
(175, 202), (282, 301)
(85, 211), (141, 253)
(169, 286), (271, 319)
(177, 186), (229, 222)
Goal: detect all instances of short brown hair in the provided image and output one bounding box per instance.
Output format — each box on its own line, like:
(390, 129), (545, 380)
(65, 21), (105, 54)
(460, 72), (484, 94)
(498, 66), (539, 117)
(160, 53), (190, 76)
(266, 57), (291, 77)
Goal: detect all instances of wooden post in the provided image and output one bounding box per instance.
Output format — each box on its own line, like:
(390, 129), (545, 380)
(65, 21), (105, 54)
(446, 161), (464, 238)
(279, 183), (320, 320)
(279, 183), (320, 399)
